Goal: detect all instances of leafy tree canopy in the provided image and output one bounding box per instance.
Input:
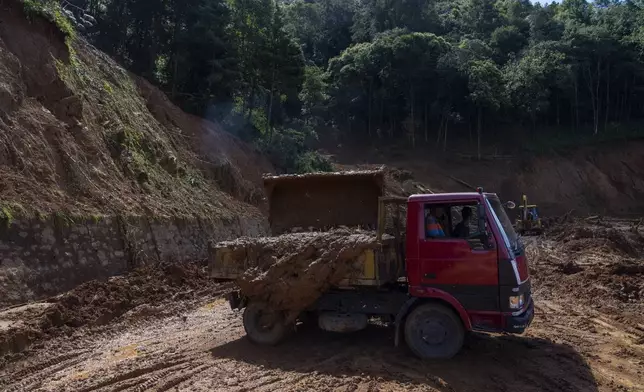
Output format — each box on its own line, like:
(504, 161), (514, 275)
(71, 0), (644, 161)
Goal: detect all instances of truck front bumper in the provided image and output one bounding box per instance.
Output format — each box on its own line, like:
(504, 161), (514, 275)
(504, 299), (534, 334)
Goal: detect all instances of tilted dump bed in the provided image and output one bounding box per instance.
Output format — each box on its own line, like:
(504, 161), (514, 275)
(263, 170), (385, 234)
(209, 170), (406, 287)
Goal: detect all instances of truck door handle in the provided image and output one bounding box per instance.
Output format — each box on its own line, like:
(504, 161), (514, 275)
(424, 273), (436, 279)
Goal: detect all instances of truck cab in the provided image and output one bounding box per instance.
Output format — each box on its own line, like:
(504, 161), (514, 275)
(405, 191), (533, 337)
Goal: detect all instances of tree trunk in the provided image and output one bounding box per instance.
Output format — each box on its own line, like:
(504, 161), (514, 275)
(569, 96), (574, 131)
(595, 59), (601, 135)
(368, 79), (373, 138)
(443, 116), (448, 152)
(266, 66), (276, 141)
(622, 78), (628, 122)
(424, 101), (428, 143)
(246, 83), (254, 121)
(389, 105), (394, 139)
(574, 75), (579, 132)
(556, 93), (560, 126)
(410, 85), (415, 148)
(346, 111), (350, 133)
(170, 8), (180, 101)
(584, 63), (599, 135)
(171, 55), (179, 100)
(619, 78), (625, 122)
(627, 74), (635, 122)
(605, 63), (610, 131)
(379, 94), (384, 136)
(242, 92), (248, 118)
(477, 108), (482, 161)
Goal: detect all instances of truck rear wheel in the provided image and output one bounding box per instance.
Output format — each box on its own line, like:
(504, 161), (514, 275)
(243, 302), (289, 346)
(404, 303), (464, 359)
(296, 311), (318, 330)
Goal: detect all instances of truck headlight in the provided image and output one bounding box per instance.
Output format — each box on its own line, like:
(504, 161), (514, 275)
(509, 294), (525, 310)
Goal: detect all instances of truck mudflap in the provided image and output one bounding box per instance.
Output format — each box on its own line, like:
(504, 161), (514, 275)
(504, 299), (534, 334)
(227, 290), (246, 310)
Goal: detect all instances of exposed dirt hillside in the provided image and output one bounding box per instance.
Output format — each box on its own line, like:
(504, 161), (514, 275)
(0, 0), (272, 220)
(330, 140), (644, 217)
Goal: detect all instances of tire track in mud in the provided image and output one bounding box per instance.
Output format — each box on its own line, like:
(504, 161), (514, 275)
(78, 357), (203, 392)
(41, 303), (241, 392)
(5, 349), (92, 381)
(153, 363), (211, 392)
(2, 297), (643, 392)
(75, 356), (194, 392)
(2, 349), (94, 391)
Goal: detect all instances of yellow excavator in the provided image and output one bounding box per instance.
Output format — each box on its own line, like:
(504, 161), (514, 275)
(515, 195), (543, 235)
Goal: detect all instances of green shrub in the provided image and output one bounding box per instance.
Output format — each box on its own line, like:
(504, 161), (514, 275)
(257, 125), (332, 174)
(294, 151), (333, 174)
(0, 207), (14, 228)
(22, 0), (76, 38)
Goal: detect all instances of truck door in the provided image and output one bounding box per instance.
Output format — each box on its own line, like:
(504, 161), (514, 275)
(417, 202), (501, 328)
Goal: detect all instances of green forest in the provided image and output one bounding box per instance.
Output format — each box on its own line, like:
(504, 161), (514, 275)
(59, 0), (644, 169)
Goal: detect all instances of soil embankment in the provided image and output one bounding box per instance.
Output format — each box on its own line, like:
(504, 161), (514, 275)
(332, 141), (644, 217)
(0, 261), (231, 360)
(0, 0), (271, 217)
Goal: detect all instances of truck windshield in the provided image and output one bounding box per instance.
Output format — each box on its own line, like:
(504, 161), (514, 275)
(486, 196), (521, 252)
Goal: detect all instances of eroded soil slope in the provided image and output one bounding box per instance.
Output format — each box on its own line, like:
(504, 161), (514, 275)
(332, 141), (644, 217)
(0, 0), (271, 219)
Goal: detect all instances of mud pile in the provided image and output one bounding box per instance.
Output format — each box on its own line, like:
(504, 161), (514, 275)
(212, 229), (382, 319)
(0, 262), (228, 358)
(528, 219), (644, 325)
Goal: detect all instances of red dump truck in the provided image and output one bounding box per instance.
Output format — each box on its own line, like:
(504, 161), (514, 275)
(210, 170), (533, 359)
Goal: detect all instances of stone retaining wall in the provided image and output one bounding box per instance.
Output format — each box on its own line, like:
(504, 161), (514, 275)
(0, 215), (268, 307)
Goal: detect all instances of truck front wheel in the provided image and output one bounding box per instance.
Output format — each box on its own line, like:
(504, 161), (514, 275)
(243, 302), (289, 346)
(404, 303), (464, 359)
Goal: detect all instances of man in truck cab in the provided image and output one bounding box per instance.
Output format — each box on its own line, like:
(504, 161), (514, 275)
(452, 206), (472, 238)
(425, 206), (445, 237)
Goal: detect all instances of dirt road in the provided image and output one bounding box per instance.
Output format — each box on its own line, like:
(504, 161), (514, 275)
(0, 296), (641, 391)
(1, 221), (643, 391)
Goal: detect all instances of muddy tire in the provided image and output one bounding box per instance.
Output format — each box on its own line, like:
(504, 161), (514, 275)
(404, 303), (464, 359)
(243, 302), (289, 346)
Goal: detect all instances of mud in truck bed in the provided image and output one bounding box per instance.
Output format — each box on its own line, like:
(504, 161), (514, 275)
(209, 229), (401, 320)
